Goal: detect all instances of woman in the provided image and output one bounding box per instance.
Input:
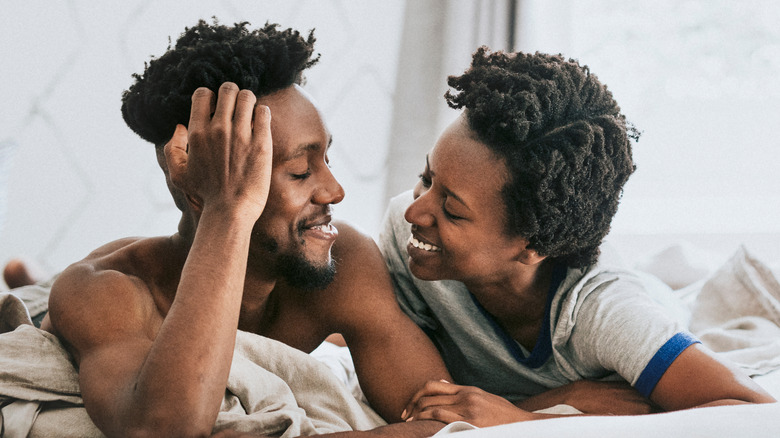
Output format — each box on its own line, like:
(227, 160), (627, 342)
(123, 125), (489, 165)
(379, 48), (774, 427)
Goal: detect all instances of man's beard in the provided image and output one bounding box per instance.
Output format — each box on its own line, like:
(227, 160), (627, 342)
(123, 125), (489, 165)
(276, 251), (336, 291)
(253, 214), (337, 291)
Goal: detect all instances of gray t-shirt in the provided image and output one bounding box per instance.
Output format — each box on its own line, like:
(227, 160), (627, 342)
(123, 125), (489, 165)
(379, 191), (697, 402)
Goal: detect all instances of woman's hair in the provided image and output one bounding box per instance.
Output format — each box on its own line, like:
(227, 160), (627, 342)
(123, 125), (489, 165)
(446, 48), (638, 268)
(121, 19), (319, 147)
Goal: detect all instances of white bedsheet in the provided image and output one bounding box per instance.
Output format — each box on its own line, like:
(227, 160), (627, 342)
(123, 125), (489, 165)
(432, 244), (780, 437)
(432, 402), (780, 437)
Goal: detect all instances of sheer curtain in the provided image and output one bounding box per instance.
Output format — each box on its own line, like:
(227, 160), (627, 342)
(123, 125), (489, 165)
(383, 0), (520, 203)
(386, 0), (780, 261)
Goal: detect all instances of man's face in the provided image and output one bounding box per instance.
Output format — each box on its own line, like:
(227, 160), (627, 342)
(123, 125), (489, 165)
(249, 85), (345, 290)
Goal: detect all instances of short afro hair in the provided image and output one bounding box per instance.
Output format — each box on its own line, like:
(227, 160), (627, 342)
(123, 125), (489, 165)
(446, 48), (638, 268)
(121, 19), (319, 147)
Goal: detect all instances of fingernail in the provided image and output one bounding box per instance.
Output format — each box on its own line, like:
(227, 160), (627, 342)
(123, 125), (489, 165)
(440, 379), (450, 383)
(405, 416), (414, 422)
(401, 409), (407, 419)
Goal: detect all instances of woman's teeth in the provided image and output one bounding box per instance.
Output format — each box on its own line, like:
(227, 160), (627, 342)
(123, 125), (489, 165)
(409, 236), (441, 252)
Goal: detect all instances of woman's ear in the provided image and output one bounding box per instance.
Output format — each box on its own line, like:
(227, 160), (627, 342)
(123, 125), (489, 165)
(516, 241), (547, 266)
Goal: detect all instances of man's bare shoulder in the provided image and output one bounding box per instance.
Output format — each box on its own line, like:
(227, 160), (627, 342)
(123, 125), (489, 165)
(316, 221), (400, 325)
(331, 221), (385, 275)
(46, 236), (173, 360)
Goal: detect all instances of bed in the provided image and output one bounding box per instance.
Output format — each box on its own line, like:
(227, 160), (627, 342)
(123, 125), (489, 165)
(2, 238), (780, 437)
(429, 237), (780, 437)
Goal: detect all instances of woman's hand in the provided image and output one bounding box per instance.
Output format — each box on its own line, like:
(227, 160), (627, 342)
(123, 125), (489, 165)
(401, 380), (534, 428)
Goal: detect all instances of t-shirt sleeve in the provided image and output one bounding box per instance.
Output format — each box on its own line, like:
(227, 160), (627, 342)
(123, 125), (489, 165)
(567, 273), (699, 397)
(378, 191), (438, 331)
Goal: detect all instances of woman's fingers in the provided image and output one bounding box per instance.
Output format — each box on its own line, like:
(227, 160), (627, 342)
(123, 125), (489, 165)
(411, 406), (464, 424)
(406, 394), (461, 421)
(402, 380), (459, 420)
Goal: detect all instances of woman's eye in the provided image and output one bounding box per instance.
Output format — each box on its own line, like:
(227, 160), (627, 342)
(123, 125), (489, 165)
(418, 173), (432, 188)
(443, 206), (463, 221)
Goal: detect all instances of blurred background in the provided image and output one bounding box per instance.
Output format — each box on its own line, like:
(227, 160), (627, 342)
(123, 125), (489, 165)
(1, 0), (779, 280)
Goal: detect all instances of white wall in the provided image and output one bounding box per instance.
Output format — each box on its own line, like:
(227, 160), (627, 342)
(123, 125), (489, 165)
(2, 0), (778, 278)
(518, 0), (780, 263)
(0, 0), (404, 274)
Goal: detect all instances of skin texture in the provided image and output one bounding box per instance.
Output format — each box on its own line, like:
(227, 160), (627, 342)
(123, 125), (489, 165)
(43, 84), (451, 438)
(398, 115), (775, 428)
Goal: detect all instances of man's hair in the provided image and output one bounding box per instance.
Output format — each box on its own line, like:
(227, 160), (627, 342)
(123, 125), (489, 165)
(445, 48), (638, 268)
(121, 19), (319, 147)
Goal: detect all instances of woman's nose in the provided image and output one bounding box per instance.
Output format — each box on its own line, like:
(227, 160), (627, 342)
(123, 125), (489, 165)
(404, 191), (435, 227)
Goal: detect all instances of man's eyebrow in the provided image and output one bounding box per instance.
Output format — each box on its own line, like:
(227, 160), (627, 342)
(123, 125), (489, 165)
(281, 136), (332, 162)
(427, 155), (471, 212)
(280, 143), (319, 162)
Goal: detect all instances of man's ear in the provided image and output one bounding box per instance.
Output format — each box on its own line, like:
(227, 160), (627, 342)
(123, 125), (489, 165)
(185, 194), (203, 213)
(156, 144), (199, 213)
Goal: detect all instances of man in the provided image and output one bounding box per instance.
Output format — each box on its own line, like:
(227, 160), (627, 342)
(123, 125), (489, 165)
(41, 20), (450, 437)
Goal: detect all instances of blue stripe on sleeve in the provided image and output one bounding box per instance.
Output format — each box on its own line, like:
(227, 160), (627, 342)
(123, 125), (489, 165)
(635, 332), (701, 397)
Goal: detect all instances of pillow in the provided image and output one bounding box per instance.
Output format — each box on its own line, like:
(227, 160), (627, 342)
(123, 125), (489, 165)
(634, 241), (724, 290)
(688, 246), (780, 376)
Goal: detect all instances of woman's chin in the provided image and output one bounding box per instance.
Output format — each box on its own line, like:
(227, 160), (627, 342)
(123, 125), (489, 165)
(408, 257), (444, 282)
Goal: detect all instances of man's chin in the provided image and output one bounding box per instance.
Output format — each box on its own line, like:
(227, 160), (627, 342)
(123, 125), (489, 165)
(278, 254), (336, 291)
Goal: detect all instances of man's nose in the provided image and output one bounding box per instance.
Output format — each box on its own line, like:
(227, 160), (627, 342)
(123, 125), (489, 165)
(314, 168), (345, 205)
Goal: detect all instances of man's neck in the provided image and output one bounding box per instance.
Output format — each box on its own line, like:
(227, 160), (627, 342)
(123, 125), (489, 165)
(236, 272), (280, 334)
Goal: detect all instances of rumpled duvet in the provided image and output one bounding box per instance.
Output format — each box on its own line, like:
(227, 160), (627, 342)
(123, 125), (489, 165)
(688, 246), (780, 376)
(0, 293), (385, 437)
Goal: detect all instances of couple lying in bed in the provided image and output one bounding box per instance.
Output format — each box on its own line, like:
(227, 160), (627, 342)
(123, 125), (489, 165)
(24, 19), (773, 437)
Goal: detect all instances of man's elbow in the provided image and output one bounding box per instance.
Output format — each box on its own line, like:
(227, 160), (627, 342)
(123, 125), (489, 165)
(121, 415), (216, 438)
(124, 425), (213, 438)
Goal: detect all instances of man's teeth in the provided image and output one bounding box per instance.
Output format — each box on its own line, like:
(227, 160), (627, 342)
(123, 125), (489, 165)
(409, 236), (441, 252)
(309, 224), (334, 232)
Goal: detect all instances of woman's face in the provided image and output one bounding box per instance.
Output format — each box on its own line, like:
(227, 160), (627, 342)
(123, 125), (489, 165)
(404, 116), (530, 285)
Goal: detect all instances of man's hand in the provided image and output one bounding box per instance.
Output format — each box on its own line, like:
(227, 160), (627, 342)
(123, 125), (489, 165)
(402, 380), (534, 428)
(49, 82), (278, 437)
(165, 82), (273, 220)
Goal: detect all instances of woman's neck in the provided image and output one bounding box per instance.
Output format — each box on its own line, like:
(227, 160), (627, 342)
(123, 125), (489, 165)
(464, 260), (555, 344)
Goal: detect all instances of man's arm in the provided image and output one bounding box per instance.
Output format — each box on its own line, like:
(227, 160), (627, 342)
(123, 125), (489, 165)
(48, 83), (273, 437)
(320, 222), (452, 426)
(211, 420), (446, 438)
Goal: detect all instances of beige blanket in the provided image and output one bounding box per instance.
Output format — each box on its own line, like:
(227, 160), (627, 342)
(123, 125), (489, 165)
(0, 293), (385, 437)
(689, 246), (780, 376)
